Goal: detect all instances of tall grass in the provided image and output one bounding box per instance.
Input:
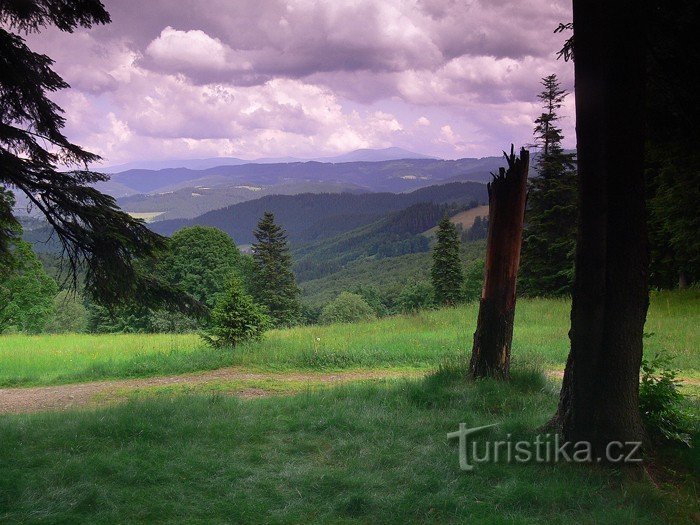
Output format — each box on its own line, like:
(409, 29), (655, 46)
(0, 290), (697, 387)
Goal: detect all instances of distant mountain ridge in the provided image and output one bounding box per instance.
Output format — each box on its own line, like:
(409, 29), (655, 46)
(99, 147), (434, 173)
(111, 157), (505, 196)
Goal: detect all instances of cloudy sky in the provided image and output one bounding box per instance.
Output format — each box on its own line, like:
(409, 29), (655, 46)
(27, 0), (575, 166)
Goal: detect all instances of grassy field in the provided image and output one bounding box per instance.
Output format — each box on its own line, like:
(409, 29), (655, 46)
(0, 368), (697, 523)
(0, 291), (697, 523)
(1, 290), (698, 387)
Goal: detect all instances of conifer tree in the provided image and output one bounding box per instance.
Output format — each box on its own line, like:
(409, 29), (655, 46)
(431, 216), (464, 305)
(0, 1), (185, 308)
(520, 74), (578, 296)
(203, 276), (269, 348)
(250, 212), (301, 326)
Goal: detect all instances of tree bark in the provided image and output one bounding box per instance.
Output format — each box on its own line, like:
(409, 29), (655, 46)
(469, 146), (529, 379)
(552, 0), (649, 457)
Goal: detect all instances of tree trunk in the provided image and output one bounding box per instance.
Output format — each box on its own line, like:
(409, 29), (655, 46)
(469, 146), (529, 379)
(678, 271), (688, 290)
(552, 0), (649, 457)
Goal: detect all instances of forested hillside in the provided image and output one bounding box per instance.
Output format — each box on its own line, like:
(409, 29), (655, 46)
(118, 182), (368, 221)
(299, 240), (487, 307)
(151, 182), (487, 245)
(293, 202), (468, 281)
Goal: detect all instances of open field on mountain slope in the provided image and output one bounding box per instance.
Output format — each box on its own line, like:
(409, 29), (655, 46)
(1, 291), (697, 389)
(424, 204), (490, 236)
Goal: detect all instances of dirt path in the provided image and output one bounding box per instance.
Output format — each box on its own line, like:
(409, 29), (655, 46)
(4, 368), (695, 415)
(0, 368), (422, 415)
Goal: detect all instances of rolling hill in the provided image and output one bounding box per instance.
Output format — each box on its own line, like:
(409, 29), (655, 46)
(150, 182), (488, 246)
(107, 156), (505, 196)
(299, 240), (487, 307)
(118, 181), (368, 221)
(99, 147), (433, 173)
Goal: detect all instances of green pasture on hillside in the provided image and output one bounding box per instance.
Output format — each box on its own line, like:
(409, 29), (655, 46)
(0, 290), (697, 387)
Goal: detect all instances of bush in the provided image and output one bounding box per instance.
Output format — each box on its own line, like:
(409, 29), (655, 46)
(639, 352), (693, 446)
(0, 241), (58, 333)
(319, 292), (376, 325)
(396, 281), (435, 313)
(202, 277), (270, 348)
(149, 309), (200, 333)
(45, 290), (88, 333)
(352, 285), (389, 317)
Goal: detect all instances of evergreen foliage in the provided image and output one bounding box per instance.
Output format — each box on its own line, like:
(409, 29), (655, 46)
(520, 74), (578, 296)
(250, 212), (301, 327)
(318, 292), (376, 325)
(462, 216), (488, 242)
(463, 259), (485, 302)
(647, 158), (699, 288)
(0, 241), (58, 333)
(431, 217), (464, 305)
(203, 277), (269, 348)
(644, 0), (700, 288)
(0, 1), (191, 309)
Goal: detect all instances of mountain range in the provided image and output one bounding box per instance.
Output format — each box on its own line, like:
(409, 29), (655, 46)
(99, 147), (434, 173)
(111, 156), (505, 221)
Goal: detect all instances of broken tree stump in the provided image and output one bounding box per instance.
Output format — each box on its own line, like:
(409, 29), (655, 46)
(469, 145), (529, 379)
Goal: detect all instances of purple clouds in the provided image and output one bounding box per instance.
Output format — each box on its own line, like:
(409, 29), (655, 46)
(25, 0), (575, 165)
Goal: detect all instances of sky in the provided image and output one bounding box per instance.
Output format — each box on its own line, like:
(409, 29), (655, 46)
(26, 0), (576, 165)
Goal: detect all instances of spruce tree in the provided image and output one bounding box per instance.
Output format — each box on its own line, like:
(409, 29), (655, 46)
(0, 1), (181, 308)
(431, 216), (464, 305)
(203, 276), (269, 348)
(520, 74), (578, 296)
(250, 212), (301, 326)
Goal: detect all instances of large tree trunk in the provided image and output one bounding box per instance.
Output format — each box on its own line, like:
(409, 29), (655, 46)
(469, 146), (529, 379)
(553, 0), (649, 456)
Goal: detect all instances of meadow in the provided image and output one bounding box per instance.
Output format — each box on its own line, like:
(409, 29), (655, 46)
(0, 290), (697, 387)
(0, 290), (698, 523)
(1, 368), (698, 523)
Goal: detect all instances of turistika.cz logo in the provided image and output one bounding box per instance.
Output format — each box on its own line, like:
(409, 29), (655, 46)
(447, 423), (643, 471)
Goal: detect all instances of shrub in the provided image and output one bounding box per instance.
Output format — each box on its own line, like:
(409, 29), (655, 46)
(352, 285), (389, 317)
(149, 309), (200, 333)
(319, 292), (376, 325)
(396, 281), (435, 313)
(639, 352), (693, 446)
(45, 290), (88, 333)
(202, 277), (270, 348)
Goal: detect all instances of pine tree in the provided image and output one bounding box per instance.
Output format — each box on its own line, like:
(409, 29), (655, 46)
(203, 276), (269, 348)
(520, 74), (578, 296)
(250, 212), (301, 326)
(431, 216), (464, 305)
